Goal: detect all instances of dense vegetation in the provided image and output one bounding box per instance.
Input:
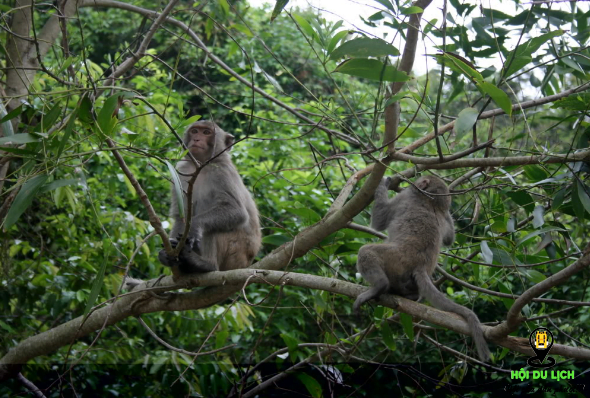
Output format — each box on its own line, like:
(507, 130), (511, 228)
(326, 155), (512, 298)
(1, 0), (590, 396)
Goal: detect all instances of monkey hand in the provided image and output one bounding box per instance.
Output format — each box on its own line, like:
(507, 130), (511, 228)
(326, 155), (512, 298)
(158, 247), (181, 268)
(158, 238), (182, 268)
(375, 177), (391, 197)
(187, 236), (202, 255)
(383, 177), (392, 188)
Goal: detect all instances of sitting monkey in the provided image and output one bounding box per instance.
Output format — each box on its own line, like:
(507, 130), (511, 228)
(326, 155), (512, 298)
(354, 175), (490, 362)
(158, 120), (261, 276)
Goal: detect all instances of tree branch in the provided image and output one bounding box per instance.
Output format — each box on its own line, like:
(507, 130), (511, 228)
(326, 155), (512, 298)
(490, 242), (590, 339)
(4, 268), (590, 370)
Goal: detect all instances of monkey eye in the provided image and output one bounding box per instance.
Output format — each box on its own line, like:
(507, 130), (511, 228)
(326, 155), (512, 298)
(202, 129), (212, 135)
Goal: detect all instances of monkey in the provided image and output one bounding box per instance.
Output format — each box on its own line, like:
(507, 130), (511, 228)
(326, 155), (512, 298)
(354, 175), (490, 362)
(157, 120), (261, 276)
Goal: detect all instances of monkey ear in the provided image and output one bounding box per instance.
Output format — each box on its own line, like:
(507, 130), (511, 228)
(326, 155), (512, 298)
(417, 178), (430, 190)
(224, 133), (235, 150)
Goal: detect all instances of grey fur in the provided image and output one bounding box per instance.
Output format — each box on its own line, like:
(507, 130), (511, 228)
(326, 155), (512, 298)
(158, 120), (261, 274)
(354, 175), (490, 362)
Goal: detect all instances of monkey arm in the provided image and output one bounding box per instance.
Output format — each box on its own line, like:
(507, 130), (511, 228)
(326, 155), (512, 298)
(370, 178), (397, 231)
(195, 192), (248, 233)
(441, 211), (455, 246)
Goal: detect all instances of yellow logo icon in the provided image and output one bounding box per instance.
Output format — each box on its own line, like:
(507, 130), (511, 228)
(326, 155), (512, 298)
(535, 330), (548, 349)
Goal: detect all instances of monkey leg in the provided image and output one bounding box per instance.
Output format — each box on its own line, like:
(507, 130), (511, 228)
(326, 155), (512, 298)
(158, 239), (216, 274)
(353, 244), (390, 315)
(177, 246), (217, 273)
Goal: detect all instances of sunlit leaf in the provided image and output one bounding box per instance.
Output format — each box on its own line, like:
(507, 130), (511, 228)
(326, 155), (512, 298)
(334, 58), (409, 82)
(330, 37), (399, 60)
(401, 6), (423, 15)
(166, 160), (185, 219)
(480, 241), (493, 263)
(477, 81), (512, 116)
(271, 0), (289, 22)
(454, 107), (479, 138)
(0, 133), (41, 145)
(532, 205), (545, 228)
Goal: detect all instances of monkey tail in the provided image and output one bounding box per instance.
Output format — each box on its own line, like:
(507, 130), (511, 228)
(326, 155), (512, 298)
(414, 270), (491, 362)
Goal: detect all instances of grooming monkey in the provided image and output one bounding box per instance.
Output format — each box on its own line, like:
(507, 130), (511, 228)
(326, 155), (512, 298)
(354, 175), (490, 362)
(157, 120), (261, 276)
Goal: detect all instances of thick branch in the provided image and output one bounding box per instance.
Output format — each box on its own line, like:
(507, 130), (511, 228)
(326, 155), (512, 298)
(490, 242), (590, 339)
(5, 0), (78, 110)
(4, 269), (590, 368)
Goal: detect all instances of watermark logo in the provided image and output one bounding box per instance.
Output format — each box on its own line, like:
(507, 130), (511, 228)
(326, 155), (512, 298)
(527, 327), (555, 368)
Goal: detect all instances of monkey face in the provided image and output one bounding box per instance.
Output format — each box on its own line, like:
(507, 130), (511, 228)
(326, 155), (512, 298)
(184, 122), (216, 162)
(182, 120), (235, 163)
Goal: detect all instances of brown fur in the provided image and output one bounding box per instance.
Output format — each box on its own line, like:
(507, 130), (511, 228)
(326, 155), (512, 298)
(158, 120), (261, 275)
(354, 175), (490, 361)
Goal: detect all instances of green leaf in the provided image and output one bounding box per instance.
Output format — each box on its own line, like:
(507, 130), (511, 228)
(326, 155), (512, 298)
(498, 282), (515, 310)
(4, 174), (49, 229)
(0, 103), (21, 136)
(296, 373), (323, 398)
(327, 30), (349, 55)
(576, 180), (590, 215)
(165, 160), (185, 219)
(480, 241), (493, 263)
(532, 205), (545, 228)
(218, 0), (229, 15)
(572, 180), (586, 220)
(513, 30), (564, 59)
(334, 58), (409, 82)
(39, 178), (80, 194)
(262, 234), (292, 246)
(506, 190), (535, 214)
(477, 81), (512, 116)
(503, 56), (532, 78)
(374, 0), (395, 11)
(97, 93), (122, 136)
(215, 330), (229, 349)
(381, 321), (397, 349)
(516, 226), (566, 246)
(271, 0), (289, 21)
(454, 107), (479, 138)
(481, 7), (513, 20)
(286, 207), (321, 223)
(0, 133), (41, 145)
(523, 165), (549, 182)
(56, 108), (79, 159)
(330, 37), (399, 60)
(78, 94), (94, 124)
(83, 239), (111, 317)
(41, 104), (62, 133)
(280, 333), (299, 358)
(552, 93), (590, 111)
(400, 312), (414, 342)
(401, 6), (423, 15)
(292, 13), (316, 39)
(518, 269), (546, 284)
(436, 53), (483, 82)
(334, 242), (363, 255)
(503, 30), (564, 76)
(552, 188), (566, 210)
